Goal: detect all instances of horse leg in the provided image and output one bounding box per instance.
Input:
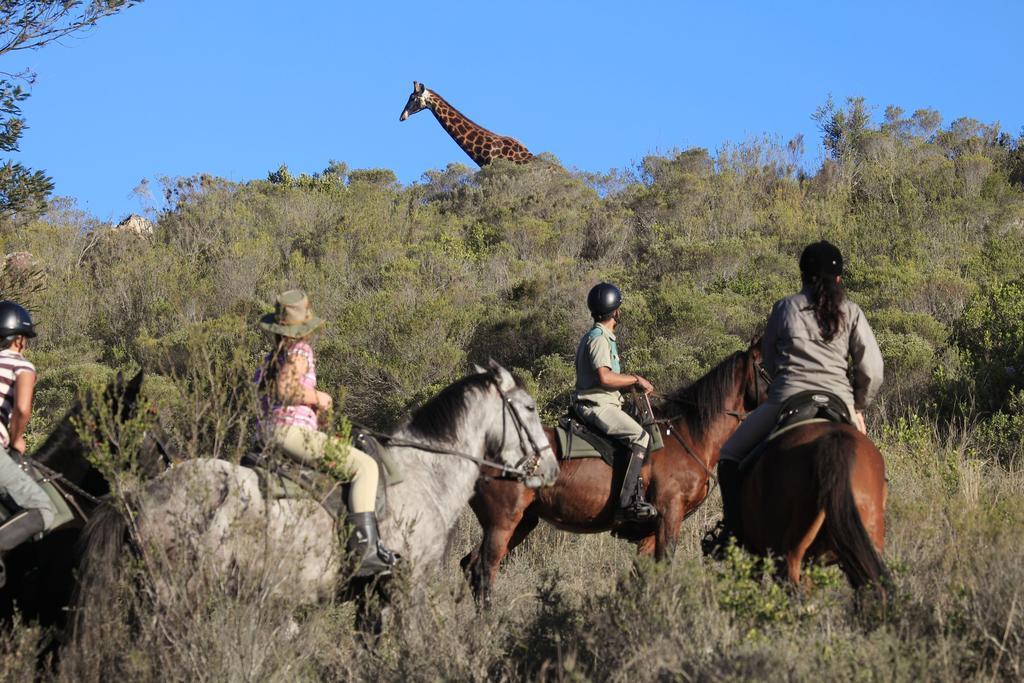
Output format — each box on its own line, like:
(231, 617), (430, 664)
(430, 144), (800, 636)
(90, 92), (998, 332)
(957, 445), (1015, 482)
(471, 506), (533, 608)
(654, 494), (686, 562)
(353, 577), (390, 645)
(503, 510), (539, 558)
(786, 510), (826, 589)
(637, 534), (656, 557)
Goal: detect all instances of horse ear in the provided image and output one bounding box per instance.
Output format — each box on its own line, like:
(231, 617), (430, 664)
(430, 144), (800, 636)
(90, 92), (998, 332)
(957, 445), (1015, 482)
(119, 370), (144, 419)
(127, 369), (144, 395)
(487, 359), (517, 392)
(472, 363), (487, 375)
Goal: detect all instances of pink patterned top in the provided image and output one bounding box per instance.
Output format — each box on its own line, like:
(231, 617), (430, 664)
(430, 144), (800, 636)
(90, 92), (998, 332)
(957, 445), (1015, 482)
(254, 340), (319, 432)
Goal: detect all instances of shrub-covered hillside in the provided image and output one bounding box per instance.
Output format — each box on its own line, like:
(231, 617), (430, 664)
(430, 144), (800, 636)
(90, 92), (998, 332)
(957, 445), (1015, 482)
(6, 97), (1024, 442)
(4, 97), (1024, 680)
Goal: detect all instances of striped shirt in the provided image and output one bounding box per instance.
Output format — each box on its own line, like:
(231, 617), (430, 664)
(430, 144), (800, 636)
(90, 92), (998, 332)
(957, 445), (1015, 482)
(0, 349), (36, 448)
(253, 340), (319, 432)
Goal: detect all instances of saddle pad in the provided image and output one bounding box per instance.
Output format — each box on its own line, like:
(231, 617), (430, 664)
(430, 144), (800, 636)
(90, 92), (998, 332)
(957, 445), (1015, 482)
(352, 430), (404, 486)
(555, 424), (616, 465)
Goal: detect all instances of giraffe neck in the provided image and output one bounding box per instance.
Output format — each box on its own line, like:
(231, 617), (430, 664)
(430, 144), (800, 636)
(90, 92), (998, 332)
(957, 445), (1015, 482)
(426, 91), (500, 166)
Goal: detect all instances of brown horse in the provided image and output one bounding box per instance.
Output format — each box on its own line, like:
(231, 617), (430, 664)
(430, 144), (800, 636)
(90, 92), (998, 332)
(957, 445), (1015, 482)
(737, 421), (889, 595)
(461, 340), (767, 604)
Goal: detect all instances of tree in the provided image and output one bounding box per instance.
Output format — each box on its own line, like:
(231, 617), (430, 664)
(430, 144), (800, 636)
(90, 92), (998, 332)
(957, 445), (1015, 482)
(0, 1), (143, 221)
(812, 95), (871, 163)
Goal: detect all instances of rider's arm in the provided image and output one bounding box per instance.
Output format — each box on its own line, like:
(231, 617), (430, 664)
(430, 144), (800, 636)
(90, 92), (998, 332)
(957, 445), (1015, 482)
(8, 369), (36, 454)
(587, 331), (653, 394)
(849, 305), (884, 411)
(596, 366), (652, 393)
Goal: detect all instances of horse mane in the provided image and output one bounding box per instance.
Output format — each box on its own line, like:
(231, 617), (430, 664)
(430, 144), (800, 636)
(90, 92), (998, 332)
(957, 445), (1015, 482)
(406, 371), (523, 444)
(660, 350), (745, 439)
(30, 400), (83, 468)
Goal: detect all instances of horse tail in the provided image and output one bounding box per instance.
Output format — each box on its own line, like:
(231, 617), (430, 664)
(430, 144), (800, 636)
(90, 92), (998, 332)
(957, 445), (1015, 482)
(814, 430), (890, 592)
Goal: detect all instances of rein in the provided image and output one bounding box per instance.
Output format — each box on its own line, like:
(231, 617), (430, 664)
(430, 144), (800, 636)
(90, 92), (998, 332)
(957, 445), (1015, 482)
(648, 354), (773, 505)
(27, 459), (104, 522)
(351, 381), (549, 484)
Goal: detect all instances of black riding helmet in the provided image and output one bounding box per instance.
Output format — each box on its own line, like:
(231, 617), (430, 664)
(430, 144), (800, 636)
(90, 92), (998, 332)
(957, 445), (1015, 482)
(799, 240), (844, 278)
(0, 301), (37, 340)
(587, 282), (622, 320)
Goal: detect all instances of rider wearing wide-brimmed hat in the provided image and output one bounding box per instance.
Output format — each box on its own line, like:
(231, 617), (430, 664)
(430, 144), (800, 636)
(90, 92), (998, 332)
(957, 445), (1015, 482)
(255, 290), (396, 577)
(706, 241), (884, 556)
(0, 301), (59, 587)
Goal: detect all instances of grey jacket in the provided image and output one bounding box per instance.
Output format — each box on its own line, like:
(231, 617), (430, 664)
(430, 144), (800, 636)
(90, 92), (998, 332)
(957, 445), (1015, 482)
(762, 289), (884, 411)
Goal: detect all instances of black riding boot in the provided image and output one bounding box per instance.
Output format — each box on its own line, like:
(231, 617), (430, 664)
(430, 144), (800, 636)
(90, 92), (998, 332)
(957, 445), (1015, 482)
(617, 444), (658, 523)
(702, 460), (741, 558)
(346, 512), (398, 578)
(0, 509), (45, 589)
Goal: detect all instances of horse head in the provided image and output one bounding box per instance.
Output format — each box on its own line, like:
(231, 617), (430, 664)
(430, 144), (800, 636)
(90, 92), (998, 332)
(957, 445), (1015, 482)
(31, 369), (158, 493)
(473, 360), (559, 488)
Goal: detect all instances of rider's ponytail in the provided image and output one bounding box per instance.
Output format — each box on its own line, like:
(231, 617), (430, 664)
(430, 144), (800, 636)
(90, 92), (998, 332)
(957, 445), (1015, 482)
(799, 240), (846, 343)
(803, 272), (846, 342)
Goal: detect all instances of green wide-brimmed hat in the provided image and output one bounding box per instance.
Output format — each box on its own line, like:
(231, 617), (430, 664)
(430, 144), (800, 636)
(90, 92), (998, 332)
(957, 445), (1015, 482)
(259, 290), (325, 337)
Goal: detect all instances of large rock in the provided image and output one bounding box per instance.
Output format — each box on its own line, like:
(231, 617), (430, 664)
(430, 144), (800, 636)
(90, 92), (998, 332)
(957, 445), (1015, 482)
(113, 214), (154, 236)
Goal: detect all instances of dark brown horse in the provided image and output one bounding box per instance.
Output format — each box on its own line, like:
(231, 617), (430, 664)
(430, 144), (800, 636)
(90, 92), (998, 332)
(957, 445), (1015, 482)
(461, 340), (767, 604)
(737, 421), (889, 594)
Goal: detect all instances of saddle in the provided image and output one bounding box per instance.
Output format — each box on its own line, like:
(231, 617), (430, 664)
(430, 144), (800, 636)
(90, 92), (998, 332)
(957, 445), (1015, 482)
(739, 390), (853, 474)
(771, 390), (853, 437)
(241, 428), (404, 521)
(555, 406), (665, 466)
(0, 460), (77, 537)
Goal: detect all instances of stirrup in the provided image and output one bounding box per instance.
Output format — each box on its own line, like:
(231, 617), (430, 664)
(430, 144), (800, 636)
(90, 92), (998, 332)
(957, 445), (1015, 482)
(616, 499), (658, 523)
(700, 521), (735, 559)
(353, 545), (399, 578)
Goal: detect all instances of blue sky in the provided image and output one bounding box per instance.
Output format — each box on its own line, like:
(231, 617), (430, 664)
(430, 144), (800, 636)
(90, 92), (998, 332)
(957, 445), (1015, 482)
(6, 0), (1023, 220)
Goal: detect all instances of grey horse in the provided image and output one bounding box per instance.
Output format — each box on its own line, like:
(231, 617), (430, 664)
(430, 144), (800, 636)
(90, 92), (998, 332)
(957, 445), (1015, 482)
(75, 362), (558, 609)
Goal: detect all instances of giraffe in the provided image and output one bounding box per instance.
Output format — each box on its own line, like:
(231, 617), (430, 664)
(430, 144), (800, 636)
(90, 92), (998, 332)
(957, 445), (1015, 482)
(399, 81), (534, 166)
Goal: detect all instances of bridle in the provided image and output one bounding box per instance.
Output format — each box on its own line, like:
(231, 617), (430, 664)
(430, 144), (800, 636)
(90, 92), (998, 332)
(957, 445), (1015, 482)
(489, 383), (550, 483)
(750, 357), (772, 411)
(356, 379), (551, 484)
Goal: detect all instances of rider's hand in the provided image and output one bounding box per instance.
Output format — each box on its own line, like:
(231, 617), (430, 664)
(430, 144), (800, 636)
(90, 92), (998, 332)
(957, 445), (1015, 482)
(854, 410), (867, 435)
(634, 375), (654, 395)
(314, 391), (334, 413)
(11, 436), (26, 456)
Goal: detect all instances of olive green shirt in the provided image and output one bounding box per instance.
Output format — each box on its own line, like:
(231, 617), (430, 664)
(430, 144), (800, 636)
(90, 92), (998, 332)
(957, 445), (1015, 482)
(574, 323), (623, 407)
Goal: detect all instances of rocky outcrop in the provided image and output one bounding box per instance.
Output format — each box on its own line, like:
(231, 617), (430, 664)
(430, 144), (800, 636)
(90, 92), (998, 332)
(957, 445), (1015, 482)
(113, 214), (154, 236)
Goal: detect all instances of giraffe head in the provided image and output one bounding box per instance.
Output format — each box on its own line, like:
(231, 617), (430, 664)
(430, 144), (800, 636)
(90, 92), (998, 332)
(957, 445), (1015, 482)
(399, 81), (432, 121)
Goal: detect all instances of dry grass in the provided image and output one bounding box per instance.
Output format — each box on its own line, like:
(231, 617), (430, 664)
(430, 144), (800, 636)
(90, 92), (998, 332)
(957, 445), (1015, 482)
(0, 418), (1005, 682)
